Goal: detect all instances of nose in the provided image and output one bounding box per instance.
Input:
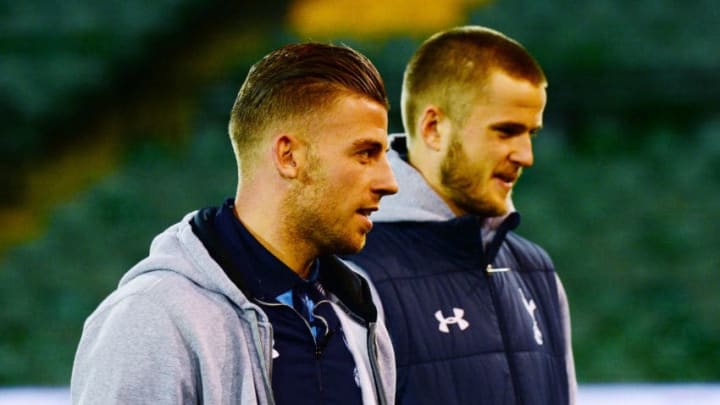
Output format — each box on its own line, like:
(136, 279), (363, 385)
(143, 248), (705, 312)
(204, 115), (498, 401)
(374, 154), (399, 196)
(510, 134), (534, 168)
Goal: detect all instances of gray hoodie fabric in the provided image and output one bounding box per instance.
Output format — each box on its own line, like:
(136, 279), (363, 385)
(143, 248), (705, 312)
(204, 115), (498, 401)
(71, 212), (395, 405)
(350, 137), (577, 404)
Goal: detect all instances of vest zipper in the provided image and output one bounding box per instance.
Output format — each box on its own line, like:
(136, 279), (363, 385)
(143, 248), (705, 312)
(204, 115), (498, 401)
(486, 269), (523, 405)
(483, 212), (524, 404)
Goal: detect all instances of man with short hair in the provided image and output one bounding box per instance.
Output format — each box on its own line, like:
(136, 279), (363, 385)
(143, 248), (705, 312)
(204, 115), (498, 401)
(71, 43), (399, 404)
(346, 26), (577, 404)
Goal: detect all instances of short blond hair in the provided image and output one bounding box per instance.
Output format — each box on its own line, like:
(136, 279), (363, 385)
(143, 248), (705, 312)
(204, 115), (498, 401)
(401, 26), (547, 137)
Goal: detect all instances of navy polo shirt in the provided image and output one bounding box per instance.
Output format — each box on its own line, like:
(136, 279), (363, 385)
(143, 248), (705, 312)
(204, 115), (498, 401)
(211, 199), (363, 405)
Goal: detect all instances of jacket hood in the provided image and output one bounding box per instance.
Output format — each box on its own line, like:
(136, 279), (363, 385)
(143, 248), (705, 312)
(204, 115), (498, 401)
(373, 134), (515, 233)
(118, 212), (255, 311)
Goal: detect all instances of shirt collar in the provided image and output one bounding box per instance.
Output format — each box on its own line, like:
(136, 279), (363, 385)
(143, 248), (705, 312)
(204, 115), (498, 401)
(214, 198), (317, 301)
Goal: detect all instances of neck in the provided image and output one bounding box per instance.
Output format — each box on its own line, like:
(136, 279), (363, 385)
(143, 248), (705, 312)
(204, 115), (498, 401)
(233, 189), (316, 278)
(408, 149), (464, 217)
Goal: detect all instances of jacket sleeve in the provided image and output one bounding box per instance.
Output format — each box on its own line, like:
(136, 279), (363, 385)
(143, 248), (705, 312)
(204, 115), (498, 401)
(71, 294), (198, 404)
(556, 274), (578, 405)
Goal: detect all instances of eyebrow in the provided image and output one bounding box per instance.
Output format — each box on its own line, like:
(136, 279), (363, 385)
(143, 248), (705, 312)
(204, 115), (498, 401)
(490, 122), (543, 133)
(351, 138), (385, 150)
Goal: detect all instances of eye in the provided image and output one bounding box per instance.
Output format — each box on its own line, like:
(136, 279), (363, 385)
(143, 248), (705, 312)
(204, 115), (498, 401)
(496, 127), (518, 139)
(492, 123), (540, 139)
(356, 149), (374, 163)
(351, 140), (384, 163)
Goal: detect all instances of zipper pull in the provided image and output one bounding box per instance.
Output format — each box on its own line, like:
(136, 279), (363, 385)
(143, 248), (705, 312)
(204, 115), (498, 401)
(486, 264), (511, 275)
(315, 328), (335, 359)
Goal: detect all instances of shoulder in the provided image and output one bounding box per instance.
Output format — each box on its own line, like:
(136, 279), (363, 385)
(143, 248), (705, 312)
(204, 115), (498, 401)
(502, 231), (555, 272)
(349, 219), (482, 287)
(349, 221), (434, 283)
(85, 270), (244, 346)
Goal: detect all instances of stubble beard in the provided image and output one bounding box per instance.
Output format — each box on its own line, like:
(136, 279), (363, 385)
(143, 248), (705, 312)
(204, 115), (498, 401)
(283, 155), (363, 258)
(440, 134), (507, 218)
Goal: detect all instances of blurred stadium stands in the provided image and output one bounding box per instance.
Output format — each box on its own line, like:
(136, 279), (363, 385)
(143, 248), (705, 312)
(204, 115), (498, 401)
(1, 0), (718, 391)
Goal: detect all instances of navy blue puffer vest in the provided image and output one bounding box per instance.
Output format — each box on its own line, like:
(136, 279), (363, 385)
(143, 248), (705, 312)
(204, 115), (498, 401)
(349, 214), (569, 405)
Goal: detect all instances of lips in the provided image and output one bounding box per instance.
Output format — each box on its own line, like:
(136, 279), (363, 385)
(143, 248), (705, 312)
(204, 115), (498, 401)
(494, 172), (518, 184)
(356, 207), (377, 232)
(357, 207), (378, 217)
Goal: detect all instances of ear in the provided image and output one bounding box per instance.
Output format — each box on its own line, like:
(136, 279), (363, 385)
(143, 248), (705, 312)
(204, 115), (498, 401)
(272, 134), (302, 178)
(418, 105), (446, 151)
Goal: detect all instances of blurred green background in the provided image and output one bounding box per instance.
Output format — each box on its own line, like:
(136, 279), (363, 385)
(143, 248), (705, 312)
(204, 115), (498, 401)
(1, 0), (718, 385)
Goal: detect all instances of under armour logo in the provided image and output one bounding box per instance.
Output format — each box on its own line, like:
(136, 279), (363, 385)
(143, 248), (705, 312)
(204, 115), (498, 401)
(518, 288), (544, 345)
(435, 308), (469, 333)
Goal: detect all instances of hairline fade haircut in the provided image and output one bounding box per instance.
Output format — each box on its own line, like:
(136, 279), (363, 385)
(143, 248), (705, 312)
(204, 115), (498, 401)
(401, 26), (547, 139)
(228, 43), (389, 176)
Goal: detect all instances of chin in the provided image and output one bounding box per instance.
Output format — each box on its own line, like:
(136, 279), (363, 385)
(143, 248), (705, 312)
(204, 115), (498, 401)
(490, 195), (511, 215)
(493, 206), (510, 217)
(345, 240), (365, 255)
(329, 238), (365, 256)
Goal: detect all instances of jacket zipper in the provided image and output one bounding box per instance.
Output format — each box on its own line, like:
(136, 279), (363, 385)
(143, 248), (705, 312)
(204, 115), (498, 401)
(256, 298), (332, 396)
(483, 213), (524, 405)
(366, 322), (387, 405)
(331, 296), (387, 405)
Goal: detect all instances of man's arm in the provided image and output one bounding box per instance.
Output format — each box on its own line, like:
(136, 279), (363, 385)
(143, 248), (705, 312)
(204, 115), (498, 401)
(71, 294), (197, 404)
(556, 274), (577, 405)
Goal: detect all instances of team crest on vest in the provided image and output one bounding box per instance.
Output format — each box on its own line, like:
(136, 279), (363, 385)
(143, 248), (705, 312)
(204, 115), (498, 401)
(518, 288), (544, 345)
(434, 308), (469, 333)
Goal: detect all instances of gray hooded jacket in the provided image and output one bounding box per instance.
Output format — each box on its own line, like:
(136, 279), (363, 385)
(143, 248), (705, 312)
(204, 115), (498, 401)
(71, 212), (396, 404)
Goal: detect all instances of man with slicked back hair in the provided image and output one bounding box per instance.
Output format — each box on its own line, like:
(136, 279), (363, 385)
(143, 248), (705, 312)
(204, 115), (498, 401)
(72, 43), (398, 405)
